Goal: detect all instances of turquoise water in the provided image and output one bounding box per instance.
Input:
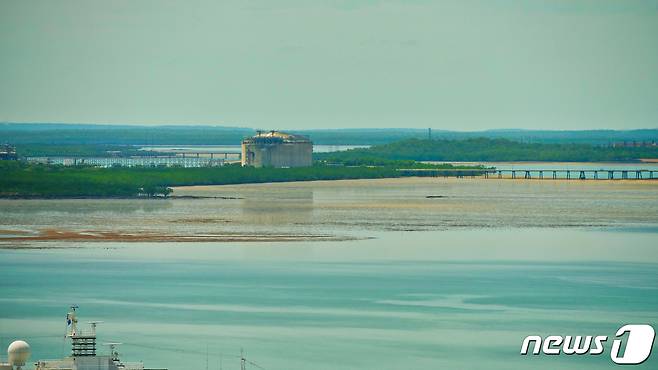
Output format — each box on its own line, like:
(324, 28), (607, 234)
(1, 229), (657, 370)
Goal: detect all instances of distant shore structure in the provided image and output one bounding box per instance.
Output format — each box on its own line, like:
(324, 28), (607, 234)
(0, 144), (17, 160)
(610, 140), (656, 148)
(241, 130), (313, 168)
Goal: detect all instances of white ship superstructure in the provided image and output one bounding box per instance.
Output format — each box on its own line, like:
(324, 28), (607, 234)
(1, 306), (166, 370)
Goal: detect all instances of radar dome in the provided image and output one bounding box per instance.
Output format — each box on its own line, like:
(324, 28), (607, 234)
(7, 340), (31, 366)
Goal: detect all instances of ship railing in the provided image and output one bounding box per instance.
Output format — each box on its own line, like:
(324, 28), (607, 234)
(120, 362), (145, 370)
(71, 330), (96, 338)
(35, 359), (74, 369)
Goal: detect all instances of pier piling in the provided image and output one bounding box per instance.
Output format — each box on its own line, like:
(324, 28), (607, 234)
(482, 168), (655, 181)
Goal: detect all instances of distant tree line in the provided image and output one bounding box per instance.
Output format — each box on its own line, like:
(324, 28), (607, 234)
(0, 162), (399, 198)
(2, 123), (658, 146)
(14, 144), (167, 157)
(315, 138), (658, 163)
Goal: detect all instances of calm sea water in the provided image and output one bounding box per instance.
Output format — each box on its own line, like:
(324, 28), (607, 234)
(1, 177), (657, 369)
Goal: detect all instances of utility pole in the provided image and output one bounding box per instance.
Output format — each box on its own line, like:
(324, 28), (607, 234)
(428, 128), (432, 140)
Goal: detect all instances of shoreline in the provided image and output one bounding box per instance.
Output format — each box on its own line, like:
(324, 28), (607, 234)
(174, 176), (658, 192)
(0, 194), (243, 200)
(2, 176), (657, 200)
(0, 228), (360, 245)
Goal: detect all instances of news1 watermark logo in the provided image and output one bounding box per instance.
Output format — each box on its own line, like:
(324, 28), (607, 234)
(520, 324), (655, 365)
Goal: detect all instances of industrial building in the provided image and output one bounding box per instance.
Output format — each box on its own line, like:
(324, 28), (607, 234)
(241, 131), (313, 168)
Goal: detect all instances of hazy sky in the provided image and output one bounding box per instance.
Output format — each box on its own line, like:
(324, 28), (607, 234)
(1, 0), (657, 130)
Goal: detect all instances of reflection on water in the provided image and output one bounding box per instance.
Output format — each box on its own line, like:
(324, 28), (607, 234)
(240, 188), (314, 226)
(176, 177), (658, 232)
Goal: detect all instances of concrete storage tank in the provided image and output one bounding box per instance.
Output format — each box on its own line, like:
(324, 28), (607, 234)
(241, 131), (313, 168)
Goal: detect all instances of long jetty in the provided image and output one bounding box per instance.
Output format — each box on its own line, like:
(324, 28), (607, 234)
(491, 169), (655, 180)
(398, 168), (656, 180)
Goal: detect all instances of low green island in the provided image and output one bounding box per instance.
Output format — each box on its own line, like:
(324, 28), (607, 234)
(0, 161), (484, 198)
(316, 138), (658, 163)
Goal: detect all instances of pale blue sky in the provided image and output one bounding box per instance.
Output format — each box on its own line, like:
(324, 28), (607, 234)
(1, 0), (657, 130)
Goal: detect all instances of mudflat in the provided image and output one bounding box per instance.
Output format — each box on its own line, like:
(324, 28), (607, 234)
(1, 177), (657, 247)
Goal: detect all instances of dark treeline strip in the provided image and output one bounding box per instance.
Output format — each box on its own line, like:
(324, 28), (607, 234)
(315, 138), (658, 163)
(15, 144), (167, 157)
(0, 160), (485, 198)
(0, 125), (252, 146)
(316, 157), (487, 168)
(0, 162), (402, 198)
(2, 123), (658, 146)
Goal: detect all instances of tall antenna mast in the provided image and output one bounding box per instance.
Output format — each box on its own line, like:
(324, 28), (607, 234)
(65, 306), (97, 357)
(66, 305), (79, 337)
(239, 349), (265, 370)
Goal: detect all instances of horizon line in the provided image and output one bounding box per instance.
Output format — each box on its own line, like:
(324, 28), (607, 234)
(2, 121), (657, 132)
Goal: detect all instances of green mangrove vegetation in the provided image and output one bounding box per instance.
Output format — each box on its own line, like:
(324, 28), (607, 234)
(316, 138), (658, 163)
(0, 161), (444, 198)
(0, 160), (486, 198)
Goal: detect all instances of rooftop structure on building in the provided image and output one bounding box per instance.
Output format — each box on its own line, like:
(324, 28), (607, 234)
(241, 130), (313, 168)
